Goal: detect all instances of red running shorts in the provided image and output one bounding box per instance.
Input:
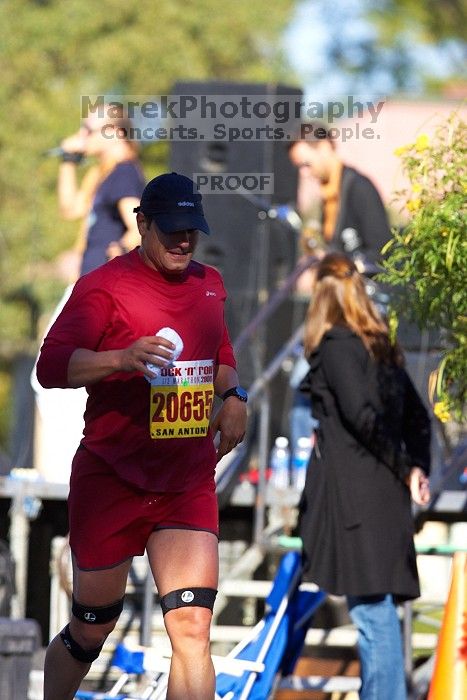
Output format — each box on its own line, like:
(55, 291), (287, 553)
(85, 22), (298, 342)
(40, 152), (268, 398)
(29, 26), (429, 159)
(68, 447), (219, 570)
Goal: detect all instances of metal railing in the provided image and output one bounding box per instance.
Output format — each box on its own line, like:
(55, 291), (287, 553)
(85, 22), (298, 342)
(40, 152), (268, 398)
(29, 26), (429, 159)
(216, 255), (318, 543)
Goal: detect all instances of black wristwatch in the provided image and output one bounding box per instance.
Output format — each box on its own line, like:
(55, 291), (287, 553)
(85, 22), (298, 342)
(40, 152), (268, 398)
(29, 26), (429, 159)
(222, 386), (248, 403)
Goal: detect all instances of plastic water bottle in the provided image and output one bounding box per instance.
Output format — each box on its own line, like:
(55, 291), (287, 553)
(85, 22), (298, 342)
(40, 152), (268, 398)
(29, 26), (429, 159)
(270, 436), (290, 489)
(291, 436), (312, 492)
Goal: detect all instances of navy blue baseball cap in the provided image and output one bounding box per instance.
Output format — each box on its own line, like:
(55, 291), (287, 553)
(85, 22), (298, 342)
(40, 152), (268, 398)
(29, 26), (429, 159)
(133, 172), (210, 235)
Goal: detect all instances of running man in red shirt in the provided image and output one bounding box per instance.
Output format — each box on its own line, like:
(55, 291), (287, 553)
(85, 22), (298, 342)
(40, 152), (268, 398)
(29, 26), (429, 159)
(37, 172), (248, 700)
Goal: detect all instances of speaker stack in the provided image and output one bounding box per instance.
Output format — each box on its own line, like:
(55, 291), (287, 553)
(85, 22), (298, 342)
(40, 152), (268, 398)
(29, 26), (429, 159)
(169, 81), (303, 415)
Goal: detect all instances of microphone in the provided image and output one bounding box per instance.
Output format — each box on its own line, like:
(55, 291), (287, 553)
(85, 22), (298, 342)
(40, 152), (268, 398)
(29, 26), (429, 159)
(267, 204), (302, 231)
(238, 192), (302, 231)
(43, 147), (67, 157)
(42, 147), (85, 163)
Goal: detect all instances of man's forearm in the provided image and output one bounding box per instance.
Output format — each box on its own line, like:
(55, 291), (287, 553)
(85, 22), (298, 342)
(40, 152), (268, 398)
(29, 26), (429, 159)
(214, 364), (240, 398)
(58, 163), (81, 219)
(67, 348), (122, 387)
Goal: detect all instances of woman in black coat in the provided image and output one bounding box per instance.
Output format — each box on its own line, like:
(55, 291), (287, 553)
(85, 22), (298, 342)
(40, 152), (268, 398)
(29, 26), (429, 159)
(299, 252), (431, 700)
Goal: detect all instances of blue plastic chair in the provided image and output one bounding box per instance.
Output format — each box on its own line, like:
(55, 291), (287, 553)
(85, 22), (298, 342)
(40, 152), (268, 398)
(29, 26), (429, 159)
(215, 551), (325, 699)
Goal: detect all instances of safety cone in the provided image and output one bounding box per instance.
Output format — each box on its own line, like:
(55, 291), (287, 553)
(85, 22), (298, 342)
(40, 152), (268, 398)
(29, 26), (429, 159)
(427, 551), (467, 699)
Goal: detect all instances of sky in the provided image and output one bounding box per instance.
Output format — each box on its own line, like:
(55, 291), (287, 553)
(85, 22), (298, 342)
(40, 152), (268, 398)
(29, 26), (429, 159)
(283, 0), (464, 102)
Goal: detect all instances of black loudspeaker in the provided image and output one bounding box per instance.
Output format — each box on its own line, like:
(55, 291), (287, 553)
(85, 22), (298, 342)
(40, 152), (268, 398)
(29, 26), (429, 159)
(170, 81), (303, 394)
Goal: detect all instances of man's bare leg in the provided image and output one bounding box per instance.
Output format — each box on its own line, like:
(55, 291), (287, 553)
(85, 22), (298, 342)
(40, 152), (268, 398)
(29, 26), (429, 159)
(44, 557), (131, 700)
(147, 529), (219, 700)
(165, 605), (215, 700)
(43, 634), (91, 700)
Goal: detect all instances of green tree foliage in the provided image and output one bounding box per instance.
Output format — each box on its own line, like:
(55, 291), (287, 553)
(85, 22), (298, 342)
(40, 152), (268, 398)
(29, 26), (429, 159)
(380, 115), (466, 421)
(369, 1), (467, 91)
(308, 0), (465, 99)
(0, 0), (296, 451)
(0, 0), (296, 346)
(370, 0), (467, 43)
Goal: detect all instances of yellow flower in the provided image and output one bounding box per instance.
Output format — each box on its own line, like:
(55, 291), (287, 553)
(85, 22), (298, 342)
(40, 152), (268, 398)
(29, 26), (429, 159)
(434, 400), (451, 423)
(441, 230), (449, 237)
(406, 198), (421, 212)
(394, 144), (408, 156)
(415, 134), (429, 151)
(412, 182), (422, 193)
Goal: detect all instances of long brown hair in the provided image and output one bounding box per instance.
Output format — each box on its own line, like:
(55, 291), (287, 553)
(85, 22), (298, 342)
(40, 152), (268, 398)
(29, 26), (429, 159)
(304, 252), (402, 364)
(78, 111), (141, 230)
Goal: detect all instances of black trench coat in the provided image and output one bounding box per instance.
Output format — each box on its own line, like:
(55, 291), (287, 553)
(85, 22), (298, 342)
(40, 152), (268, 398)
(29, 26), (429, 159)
(299, 326), (431, 601)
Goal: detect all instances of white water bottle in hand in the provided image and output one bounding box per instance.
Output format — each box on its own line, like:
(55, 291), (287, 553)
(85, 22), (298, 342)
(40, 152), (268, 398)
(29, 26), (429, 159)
(145, 327), (184, 384)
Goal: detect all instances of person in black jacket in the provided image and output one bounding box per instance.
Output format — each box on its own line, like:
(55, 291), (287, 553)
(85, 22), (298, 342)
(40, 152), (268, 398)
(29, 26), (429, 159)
(286, 123), (392, 448)
(288, 123), (391, 272)
(299, 252), (430, 700)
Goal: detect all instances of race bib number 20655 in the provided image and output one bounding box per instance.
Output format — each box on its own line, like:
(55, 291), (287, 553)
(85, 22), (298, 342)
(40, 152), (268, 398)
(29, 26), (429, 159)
(149, 360), (214, 439)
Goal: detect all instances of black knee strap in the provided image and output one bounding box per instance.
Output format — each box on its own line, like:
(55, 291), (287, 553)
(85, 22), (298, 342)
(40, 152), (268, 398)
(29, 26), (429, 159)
(60, 624), (103, 664)
(72, 595), (124, 624)
(160, 587), (217, 616)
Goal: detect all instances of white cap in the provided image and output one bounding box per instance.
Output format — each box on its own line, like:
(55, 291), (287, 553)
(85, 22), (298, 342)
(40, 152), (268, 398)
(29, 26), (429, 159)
(275, 436), (289, 448)
(297, 436), (312, 448)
